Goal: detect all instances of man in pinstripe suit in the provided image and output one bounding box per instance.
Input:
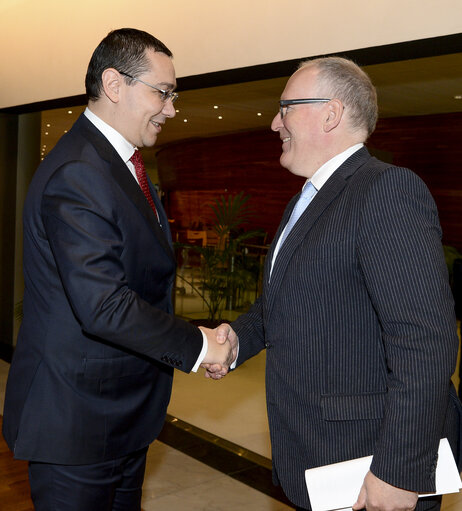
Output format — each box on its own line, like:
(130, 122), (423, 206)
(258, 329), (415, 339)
(211, 57), (462, 510)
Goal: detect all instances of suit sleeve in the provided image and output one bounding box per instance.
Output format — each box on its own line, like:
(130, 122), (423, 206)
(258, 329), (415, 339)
(41, 161), (203, 372)
(357, 166), (459, 491)
(231, 198), (297, 365)
(232, 294), (266, 366)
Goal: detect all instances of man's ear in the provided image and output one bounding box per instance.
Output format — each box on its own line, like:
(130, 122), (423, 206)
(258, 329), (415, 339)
(101, 68), (122, 103)
(323, 99), (343, 132)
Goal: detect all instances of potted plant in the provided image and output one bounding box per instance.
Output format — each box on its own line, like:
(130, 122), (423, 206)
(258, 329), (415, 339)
(176, 192), (265, 324)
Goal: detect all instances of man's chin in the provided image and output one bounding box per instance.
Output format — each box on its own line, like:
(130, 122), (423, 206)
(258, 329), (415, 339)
(280, 153), (290, 171)
(281, 155), (299, 175)
(142, 135), (158, 148)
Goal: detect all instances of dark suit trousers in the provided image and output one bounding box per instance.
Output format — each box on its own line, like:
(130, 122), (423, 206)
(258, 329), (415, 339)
(28, 447), (148, 511)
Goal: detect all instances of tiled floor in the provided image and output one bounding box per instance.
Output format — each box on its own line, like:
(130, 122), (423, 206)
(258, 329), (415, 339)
(141, 441), (289, 510)
(1, 306), (461, 510)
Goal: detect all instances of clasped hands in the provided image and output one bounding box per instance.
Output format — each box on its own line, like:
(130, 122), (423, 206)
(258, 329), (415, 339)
(198, 324), (238, 380)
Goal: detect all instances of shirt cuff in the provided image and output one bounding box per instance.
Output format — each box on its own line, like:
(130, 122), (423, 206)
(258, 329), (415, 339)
(191, 329), (208, 372)
(230, 343), (239, 369)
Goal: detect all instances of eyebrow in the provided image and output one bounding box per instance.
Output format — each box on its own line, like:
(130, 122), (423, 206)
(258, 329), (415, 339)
(157, 82), (176, 90)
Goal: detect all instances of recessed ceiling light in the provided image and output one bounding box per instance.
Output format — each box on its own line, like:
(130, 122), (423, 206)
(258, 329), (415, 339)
(46, 123), (51, 127)
(218, 116), (223, 120)
(68, 110), (73, 114)
(213, 105), (219, 109)
(45, 132), (49, 135)
(454, 95), (462, 100)
(175, 109), (180, 113)
(257, 112), (262, 116)
(183, 119), (188, 123)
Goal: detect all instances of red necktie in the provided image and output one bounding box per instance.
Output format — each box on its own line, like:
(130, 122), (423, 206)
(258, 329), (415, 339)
(130, 150), (158, 220)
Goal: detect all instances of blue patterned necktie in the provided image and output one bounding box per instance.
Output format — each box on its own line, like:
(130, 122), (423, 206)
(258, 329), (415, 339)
(279, 181), (317, 246)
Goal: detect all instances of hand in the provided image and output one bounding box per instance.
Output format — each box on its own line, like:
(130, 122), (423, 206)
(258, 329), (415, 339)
(199, 324), (239, 380)
(198, 326), (234, 378)
(352, 471), (418, 511)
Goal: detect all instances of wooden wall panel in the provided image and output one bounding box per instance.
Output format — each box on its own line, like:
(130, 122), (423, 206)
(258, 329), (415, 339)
(157, 130), (305, 240)
(157, 112), (462, 250)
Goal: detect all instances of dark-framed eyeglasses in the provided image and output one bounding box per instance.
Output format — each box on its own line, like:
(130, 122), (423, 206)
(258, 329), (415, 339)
(279, 98), (331, 119)
(119, 71), (179, 103)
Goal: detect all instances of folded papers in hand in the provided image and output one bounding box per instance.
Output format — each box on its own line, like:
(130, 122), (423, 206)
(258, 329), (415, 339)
(305, 438), (462, 511)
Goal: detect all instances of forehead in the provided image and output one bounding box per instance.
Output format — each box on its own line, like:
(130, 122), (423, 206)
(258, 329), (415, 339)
(282, 66), (319, 99)
(143, 50), (176, 86)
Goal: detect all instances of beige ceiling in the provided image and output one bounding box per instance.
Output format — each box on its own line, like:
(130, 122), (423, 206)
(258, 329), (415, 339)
(40, 53), (462, 164)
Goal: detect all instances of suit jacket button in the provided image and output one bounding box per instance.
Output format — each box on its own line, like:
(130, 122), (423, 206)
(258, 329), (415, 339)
(265, 342), (272, 349)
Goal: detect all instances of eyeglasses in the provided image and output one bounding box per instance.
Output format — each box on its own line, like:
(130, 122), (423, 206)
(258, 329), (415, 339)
(119, 71), (179, 103)
(279, 98), (331, 119)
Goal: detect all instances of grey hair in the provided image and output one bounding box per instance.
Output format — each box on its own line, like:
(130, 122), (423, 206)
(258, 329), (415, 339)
(298, 57), (378, 138)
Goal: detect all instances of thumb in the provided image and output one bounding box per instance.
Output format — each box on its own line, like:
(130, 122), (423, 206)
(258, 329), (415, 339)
(352, 483), (367, 511)
(215, 323), (230, 344)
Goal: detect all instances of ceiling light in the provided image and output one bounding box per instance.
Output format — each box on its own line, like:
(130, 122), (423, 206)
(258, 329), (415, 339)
(46, 123), (51, 127)
(454, 95), (462, 100)
(213, 105), (219, 109)
(45, 132), (49, 135)
(68, 110), (73, 114)
(218, 116), (223, 120)
(175, 109), (180, 113)
(257, 112), (262, 116)
(183, 119), (188, 123)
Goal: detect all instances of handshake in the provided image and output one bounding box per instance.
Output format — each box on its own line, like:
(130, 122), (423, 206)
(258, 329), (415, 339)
(198, 324), (238, 380)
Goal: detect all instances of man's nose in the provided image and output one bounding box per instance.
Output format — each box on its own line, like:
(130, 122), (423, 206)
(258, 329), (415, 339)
(271, 111), (283, 132)
(163, 99), (176, 118)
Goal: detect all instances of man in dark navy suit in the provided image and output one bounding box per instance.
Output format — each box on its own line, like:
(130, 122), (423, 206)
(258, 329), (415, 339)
(2, 28), (236, 510)
(210, 57), (461, 511)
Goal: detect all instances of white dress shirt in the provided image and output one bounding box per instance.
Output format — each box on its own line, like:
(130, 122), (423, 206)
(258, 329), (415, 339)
(270, 143), (364, 274)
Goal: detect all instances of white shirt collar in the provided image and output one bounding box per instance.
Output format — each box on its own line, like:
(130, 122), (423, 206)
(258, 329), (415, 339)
(84, 107), (136, 164)
(308, 143), (364, 191)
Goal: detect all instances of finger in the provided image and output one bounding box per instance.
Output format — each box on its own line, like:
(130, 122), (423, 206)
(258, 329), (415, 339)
(204, 369), (224, 380)
(209, 365), (228, 377)
(207, 371), (223, 380)
(206, 363), (224, 373)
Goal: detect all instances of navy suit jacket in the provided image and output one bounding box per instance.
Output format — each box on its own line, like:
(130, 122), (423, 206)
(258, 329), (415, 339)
(3, 114), (203, 464)
(233, 147), (462, 508)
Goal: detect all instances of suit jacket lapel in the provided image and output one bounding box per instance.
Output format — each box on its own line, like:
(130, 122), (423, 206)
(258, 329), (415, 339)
(109, 155), (175, 260)
(76, 115), (175, 262)
(265, 147), (372, 316)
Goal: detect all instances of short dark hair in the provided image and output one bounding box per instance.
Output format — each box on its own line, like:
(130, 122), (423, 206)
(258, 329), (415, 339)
(85, 28), (173, 102)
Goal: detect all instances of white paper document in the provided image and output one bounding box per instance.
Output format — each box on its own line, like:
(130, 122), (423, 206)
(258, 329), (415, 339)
(305, 438), (462, 511)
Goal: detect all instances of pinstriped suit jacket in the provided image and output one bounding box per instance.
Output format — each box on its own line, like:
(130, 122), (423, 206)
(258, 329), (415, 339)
(233, 147), (461, 509)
